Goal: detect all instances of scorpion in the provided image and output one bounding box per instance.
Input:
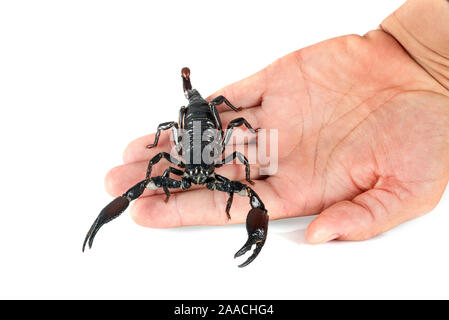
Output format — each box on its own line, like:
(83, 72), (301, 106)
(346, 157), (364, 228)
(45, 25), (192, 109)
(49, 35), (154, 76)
(82, 67), (269, 267)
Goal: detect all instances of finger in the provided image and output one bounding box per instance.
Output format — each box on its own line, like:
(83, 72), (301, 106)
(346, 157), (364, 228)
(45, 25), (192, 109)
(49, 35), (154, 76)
(207, 67), (267, 111)
(105, 150), (262, 198)
(122, 132), (173, 164)
(130, 178), (285, 228)
(305, 182), (433, 244)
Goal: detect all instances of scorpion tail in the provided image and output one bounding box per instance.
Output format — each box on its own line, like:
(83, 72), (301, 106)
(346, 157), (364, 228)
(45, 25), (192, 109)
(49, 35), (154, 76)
(82, 179), (149, 251)
(181, 67), (192, 96)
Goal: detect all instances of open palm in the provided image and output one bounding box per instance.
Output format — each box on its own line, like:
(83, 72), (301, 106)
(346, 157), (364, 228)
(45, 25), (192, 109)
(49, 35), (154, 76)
(106, 30), (449, 243)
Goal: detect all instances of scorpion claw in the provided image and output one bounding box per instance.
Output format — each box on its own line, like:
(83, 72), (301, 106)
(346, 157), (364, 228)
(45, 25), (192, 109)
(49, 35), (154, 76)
(235, 241), (265, 268)
(82, 196), (130, 252)
(234, 207), (268, 268)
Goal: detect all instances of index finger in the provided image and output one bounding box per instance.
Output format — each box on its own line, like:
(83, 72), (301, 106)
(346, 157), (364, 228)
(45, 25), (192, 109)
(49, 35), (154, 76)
(122, 132), (172, 164)
(207, 67), (268, 111)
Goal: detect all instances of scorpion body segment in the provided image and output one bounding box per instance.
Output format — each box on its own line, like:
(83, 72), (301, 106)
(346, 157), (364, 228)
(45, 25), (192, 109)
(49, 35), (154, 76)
(83, 67), (269, 267)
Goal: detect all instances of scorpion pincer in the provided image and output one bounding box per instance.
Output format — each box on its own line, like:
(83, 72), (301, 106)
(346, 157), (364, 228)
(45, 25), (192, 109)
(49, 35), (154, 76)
(83, 67), (270, 267)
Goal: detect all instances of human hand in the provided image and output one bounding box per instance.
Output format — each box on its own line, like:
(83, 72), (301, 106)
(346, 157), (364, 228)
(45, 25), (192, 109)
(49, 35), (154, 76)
(105, 4), (449, 244)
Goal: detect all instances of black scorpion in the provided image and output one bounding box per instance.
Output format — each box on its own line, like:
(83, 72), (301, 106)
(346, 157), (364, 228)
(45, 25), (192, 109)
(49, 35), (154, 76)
(82, 67), (269, 267)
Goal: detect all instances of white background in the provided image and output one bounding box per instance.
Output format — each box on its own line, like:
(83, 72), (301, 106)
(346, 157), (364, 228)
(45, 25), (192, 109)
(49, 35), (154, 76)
(1, 0), (448, 299)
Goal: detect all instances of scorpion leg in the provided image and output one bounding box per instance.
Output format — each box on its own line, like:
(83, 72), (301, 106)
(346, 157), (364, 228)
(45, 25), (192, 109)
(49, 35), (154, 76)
(226, 193), (234, 220)
(209, 103), (223, 136)
(146, 121), (181, 151)
(212, 179), (269, 267)
(179, 106), (186, 129)
(210, 95), (242, 112)
(82, 179), (149, 251)
(215, 151), (254, 185)
(161, 167), (184, 202)
(146, 152), (184, 179)
(212, 174), (234, 220)
(222, 117), (258, 148)
(177, 106), (186, 154)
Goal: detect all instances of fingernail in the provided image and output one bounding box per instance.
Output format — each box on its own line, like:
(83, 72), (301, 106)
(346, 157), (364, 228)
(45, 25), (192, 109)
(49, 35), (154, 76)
(309, 230), (339, 244)
(322, 233), (339, 243)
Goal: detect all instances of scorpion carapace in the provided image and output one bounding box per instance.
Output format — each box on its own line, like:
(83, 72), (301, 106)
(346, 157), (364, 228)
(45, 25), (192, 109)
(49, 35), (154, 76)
(83, 67), (270, 267)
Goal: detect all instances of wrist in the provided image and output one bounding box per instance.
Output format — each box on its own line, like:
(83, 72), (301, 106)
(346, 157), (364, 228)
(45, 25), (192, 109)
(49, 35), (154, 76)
(381, 0), (449, 92)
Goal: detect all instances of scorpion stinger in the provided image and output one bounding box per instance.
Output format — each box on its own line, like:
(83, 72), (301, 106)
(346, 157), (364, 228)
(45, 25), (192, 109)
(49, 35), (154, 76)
(182, 67), (192, 98)
(83, 67), (268, 267)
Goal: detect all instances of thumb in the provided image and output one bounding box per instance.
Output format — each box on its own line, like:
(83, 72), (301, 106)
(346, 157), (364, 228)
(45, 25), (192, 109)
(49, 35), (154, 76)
(305, 184), (434, 244)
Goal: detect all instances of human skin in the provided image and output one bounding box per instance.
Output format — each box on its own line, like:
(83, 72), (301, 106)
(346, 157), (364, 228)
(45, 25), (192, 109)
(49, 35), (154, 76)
(105, 0), (449, 244)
